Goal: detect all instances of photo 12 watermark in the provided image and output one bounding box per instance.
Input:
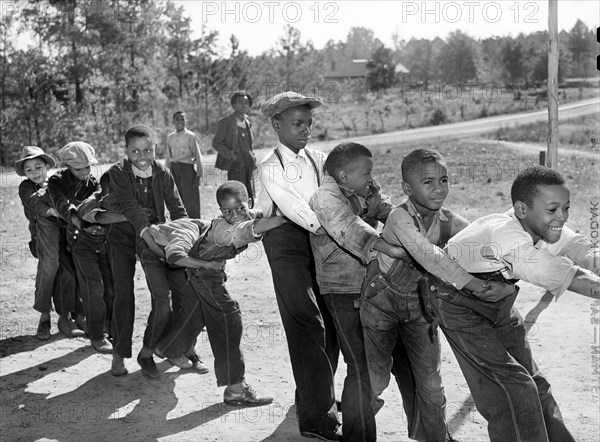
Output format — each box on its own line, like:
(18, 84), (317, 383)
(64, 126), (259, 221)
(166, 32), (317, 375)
(199, 1), (339, 24)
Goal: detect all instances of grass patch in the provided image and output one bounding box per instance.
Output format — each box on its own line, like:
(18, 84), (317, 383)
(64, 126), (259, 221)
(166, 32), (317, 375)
(489, 114), (599, 150)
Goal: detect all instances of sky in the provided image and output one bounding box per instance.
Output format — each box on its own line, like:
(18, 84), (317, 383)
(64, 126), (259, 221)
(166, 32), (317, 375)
(176, 0), (600, 56)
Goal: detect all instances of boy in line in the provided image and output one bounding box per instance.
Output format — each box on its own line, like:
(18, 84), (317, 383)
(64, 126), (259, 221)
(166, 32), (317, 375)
(310, 142), (413, 442)
(430, 165), (599, 442)
(107, 125), (188, 378)
(360, 149), (511, 442)
(166, 111), (203, 218)
(258, 92), (340, 440)
(49, 142), (106, 337)
(16, 146), (82, 340)
(146, 180), (281, 405)
(75, 172), (128, 353)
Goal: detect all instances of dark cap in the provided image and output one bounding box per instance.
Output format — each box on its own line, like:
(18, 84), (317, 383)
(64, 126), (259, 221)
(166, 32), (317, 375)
(261, 91), (323, 119)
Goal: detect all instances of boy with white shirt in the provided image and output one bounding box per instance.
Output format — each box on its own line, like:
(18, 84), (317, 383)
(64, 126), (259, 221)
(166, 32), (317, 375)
(430, 165), (599, 442)
(257, 92), (341, 441)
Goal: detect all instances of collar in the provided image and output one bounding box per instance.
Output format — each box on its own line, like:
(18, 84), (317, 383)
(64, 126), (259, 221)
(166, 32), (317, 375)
(131, 162), (153, 178)
(403, 198), (448, 222)
(276, 142), (309, 162)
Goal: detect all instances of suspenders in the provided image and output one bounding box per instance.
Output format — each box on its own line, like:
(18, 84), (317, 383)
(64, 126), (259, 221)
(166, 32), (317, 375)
(270, 148), (321, 217)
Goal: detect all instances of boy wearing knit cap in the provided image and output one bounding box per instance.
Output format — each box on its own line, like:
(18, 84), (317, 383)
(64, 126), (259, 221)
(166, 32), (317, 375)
(15, 146), (82, 340)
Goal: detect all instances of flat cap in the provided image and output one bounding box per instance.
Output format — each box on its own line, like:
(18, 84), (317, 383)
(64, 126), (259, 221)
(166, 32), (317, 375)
(261, 91), (323, 119)
(58, 141), (98, 169)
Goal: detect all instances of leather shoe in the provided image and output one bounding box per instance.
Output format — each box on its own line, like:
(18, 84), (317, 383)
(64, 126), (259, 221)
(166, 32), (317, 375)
(91, 337), (113, 354)
(188, 354), (209, 374)
(111, 354), (128, 377)
(224, 383), (273, 406)
(300, 425), (343, 441)
(37, 316), (51, 341)
(167, 354), (192, 369)
(57, 314), (84, 338)
(137, 354), (160, 380)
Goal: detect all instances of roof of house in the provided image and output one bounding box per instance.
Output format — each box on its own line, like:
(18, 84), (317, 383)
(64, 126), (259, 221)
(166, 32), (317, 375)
(324, 59), (410, 78)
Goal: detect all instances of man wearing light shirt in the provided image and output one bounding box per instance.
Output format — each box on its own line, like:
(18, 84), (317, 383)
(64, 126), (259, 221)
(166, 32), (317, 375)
(257, 92), (341, 441)
(166, 111), (203, 218)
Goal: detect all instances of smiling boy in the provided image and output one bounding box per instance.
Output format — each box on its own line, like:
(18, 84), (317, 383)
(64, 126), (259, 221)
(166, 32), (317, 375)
(429, 165), (600, 441)
(16, 146), (81, 340)
(107, 124), (189, 378)
(361, 149), (511, 442)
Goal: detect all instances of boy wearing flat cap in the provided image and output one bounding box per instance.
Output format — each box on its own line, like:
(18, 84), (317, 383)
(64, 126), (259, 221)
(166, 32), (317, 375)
(212, 91), (257, 201)
(257, 91), (341, 440)
(48, 142), (103, 339)
(16, 146), (82, 340)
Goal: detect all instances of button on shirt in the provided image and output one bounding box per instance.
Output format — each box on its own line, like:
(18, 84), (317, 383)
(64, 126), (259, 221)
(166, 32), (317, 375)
(446, 209), (600, 297)
(257, 142), (325, 233)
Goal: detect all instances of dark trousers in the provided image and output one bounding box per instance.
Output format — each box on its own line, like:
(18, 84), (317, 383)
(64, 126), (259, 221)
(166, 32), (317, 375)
(263, 223), (340, 433)
(323, 293), (377, 442)
(360, 279), (448, 442)
(138, 240), (192, 351)
(159, 268), (246, 386)
(432, 285), (575, 442)
(70, 229), (114, 340)
(227, 165), (254, 203)
(107, 224), (137, 358)
(170, 162), (200, 218)
(34, 216), (81, 315)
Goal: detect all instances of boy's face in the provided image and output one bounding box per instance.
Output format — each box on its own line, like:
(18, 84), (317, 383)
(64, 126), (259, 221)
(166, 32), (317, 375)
(342, 155), (374, 197)
(127, 136), (155, 171)
(518, 184), (570, 244)
(68, 165), (91, 181)
(219, 195), (252, 225)
(173, 114), (186, 131)
(272, 107), (312, 153)
(403, 160), (449, 216)
(23, 158), (49, 185)
(232, 96), (250, 115)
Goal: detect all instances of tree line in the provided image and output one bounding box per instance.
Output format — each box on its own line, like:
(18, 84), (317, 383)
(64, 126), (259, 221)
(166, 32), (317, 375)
(0, 0), (596, 165)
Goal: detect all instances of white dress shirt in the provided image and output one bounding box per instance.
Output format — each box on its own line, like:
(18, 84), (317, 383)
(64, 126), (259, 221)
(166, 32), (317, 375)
(257, 142), (325, 233)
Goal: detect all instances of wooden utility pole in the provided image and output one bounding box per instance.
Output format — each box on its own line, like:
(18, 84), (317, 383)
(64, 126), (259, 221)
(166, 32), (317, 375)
(547, 0), (559, 168)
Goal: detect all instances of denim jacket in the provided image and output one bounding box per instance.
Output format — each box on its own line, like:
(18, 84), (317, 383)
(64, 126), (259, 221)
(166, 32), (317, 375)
(108, 158), (187, 236)
(309, 175), (393, 294)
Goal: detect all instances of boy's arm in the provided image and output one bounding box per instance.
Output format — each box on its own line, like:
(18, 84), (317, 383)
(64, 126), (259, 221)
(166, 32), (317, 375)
(19, 182), (56, 218)
(142, 229), (166, 259)
(555, 229), (600, 275)
(384, 208), (474, 290)
(94, 212), (128, 224)
(567, 268), (600, 298)
(161, 169), (188, 220)
(108, 166), (151, 235)
(47, 176), (77, 223)
(311, 189), (381, 264)
(253, 216), (287, 235)
(208, 217), (283, 249)
(191, 134), (203, 179)
(212, 118), (235, 159)
(258, 158), (321, 233)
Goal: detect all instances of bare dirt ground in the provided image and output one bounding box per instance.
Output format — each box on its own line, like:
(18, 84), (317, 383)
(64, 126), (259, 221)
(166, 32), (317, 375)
(1, 142), (599, 441)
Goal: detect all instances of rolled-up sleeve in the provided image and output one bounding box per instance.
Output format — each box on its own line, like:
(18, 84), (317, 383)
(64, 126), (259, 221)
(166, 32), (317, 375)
(209, 219), (261, 248)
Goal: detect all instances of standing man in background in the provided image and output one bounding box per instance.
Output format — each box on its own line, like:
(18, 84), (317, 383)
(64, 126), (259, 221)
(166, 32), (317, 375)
(212, 91), (257, 202)
(166, 111), (203, 218)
